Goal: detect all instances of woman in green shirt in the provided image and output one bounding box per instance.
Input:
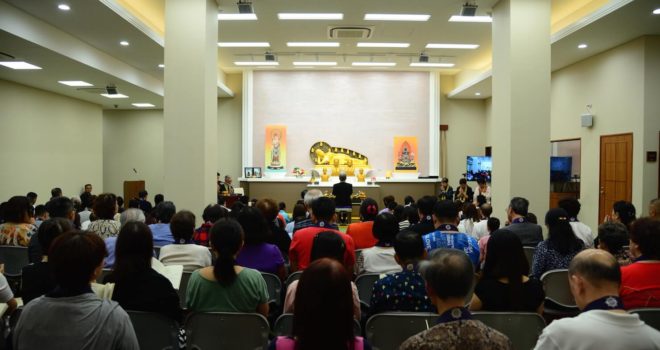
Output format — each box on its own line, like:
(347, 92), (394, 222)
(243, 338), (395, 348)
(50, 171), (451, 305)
(185, 218), (269, 316)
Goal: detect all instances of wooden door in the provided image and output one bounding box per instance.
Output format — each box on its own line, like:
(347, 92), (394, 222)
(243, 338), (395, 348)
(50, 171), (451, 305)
(123, 180), (145, 203)
(599, 134), (633, 222)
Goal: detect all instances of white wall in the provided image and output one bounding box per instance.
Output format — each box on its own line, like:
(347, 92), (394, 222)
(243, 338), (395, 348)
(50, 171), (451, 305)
(218, 74), (243, 180)
(0, 79), (103, 203)
(642, 36), (660, 215)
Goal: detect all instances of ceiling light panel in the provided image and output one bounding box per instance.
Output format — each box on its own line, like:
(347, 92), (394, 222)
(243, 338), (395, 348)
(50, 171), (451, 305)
(425, 43), (479, 49)
(287, 42), (340, 47)
(409, 62), (455, 68)
(357, 42), (410, 48)
(58, 4), (70, 11)
(217, 13), (258, 20)
(58, 80), (93, 87)
(132, 103), (155, 108)
(351, 62), (396, 67)
(448, 15), (492, 23)
(278, 13), (343, 20)
(100, 93), (128, 98)
(218, 42), (270, 47)
(0, 61), (42, 70)
(234, 61), (279, 66)
(293, 61), (337, 66)
(364, 14), (430, 21)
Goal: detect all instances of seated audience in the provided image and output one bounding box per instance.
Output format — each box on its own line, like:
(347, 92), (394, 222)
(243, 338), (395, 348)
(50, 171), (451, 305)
(149, 201), (176, 247)
(0, 196), (36, 246)
(422, 200), (480, 267)
(534, 249), (660, 350)
(559, 198), (594, 248)
(471, 230), (545, 313)
(104, 222), (182, 323)
(458, 203), (481, 239)
(403, 205), (420, 226)
(256, 198), (292, 257)
(278, 202), (290, 223)
(33, 204), (48, 229)
(0, 272), (16, 316)
(284, 231), (360, 320)
(185, 219), (269, 316)
(505, 197), (543, 247)
(607, 200), (637, 231)
(410, 196), (437, 235)
(404, 196), (415, 207)
(400, 249), (510, 350)
(13, 231), (139, 349)
(236, 207), (286, 279)
(620, 218), (660, 309)
(293, 190), (335, 234)
(379, 195), (395, 215)
(29, 197), (76, 262)
(22, 218), (73, 304)
(87, 193), (120, 239)
(531, 208), (584, 279)
(478, 217), (500, 265)
(596, 222), (632, 266)
(289, 197), (356, 273)
(393, 205), (409, 230)
(105, 208), (146, 268)
(193, 204), (227, 247)
(370, 230), (433, 316)
(159, 210), (212, 272)
(285, 203), (307, 237)
(650, 198), (660, 218)
(346, 198), (379, 249)
(271, 258), (368, 350)
(360, 213), (401, 274)
(454, 178), (474, 204)
(471, 203), (491, 239)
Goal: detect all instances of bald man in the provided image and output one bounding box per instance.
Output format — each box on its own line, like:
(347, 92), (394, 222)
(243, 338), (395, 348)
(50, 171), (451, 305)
(534, 249), (660, 350)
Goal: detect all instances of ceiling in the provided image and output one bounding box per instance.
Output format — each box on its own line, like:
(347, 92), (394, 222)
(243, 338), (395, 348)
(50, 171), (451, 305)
(0, 0), (659, 108)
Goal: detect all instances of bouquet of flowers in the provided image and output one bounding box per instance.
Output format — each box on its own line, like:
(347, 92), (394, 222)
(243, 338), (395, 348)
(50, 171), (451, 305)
(293, 167), (305, 177)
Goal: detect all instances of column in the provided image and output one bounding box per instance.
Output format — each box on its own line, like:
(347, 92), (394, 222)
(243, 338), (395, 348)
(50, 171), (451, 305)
(164, 0), (218, 218)
(491, 0), (551, 220)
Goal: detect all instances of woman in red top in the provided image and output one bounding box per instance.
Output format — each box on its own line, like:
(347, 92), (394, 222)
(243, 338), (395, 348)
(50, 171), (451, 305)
(620, 218), (660, 309)
(346, 198), (379, 249)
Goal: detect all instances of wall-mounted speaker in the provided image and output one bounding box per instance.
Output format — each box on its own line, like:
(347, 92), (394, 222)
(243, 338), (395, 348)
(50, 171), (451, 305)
(581, 114), (594, 128)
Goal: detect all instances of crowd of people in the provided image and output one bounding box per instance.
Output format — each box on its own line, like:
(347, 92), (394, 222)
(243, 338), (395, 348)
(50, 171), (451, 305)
(0, 183), (659, 349)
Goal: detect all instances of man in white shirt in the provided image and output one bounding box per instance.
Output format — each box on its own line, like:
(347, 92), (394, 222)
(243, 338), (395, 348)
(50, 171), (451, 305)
(534, 249), (660, 350)
(558, 198), (594, 248)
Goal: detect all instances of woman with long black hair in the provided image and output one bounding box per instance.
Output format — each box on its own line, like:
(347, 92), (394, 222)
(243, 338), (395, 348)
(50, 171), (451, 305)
(531, 208), (585, 279)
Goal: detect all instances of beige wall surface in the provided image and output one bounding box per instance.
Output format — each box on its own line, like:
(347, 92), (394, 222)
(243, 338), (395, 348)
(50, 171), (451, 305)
(642, 36), (660, 216)
(252, 71), (430, 176)
(218, 74), (243, 181)
(0, 79), (103, 203)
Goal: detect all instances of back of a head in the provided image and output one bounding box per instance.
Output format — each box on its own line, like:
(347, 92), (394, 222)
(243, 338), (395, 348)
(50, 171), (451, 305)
(629, 218), (660, 259)
(138, 190), (148, 199)
(34, 205), (47, 218)
(93, 193), (117, 220)
(545, 208), (582, 254)
(416, 196), (437, 217)
(38, 218), (74, 255)
(526, 212), (538, 224)
(383, 195), (395, 207)
(487, 217), (501, 232)
(256, 198), (279, 222)
(310, 231), (346, 262)
(484, 230), (528, 285)
(339, 172), (347, 182)
(480, 203), (493, 218)
(597, 222), (629, 255)
(46, 197), (74, 219)
(509, 197), (529, 217)
(26, 192), (38, 204)
(359, 198), (379, 221)
(51, 187), (62, 198)
(303, 189), (323, 208)
(120, 208), (146, 226)
(293, 258), (354, 350)
(433, 200), (459, 222)
(292, 203), (307, 221)
(114, 222), (153, 280)
(613, 201), (636, 226)
(237, 207), (269, 245)
(128, 199), (140, 209)
(394, 230), (425, 263)
(569, 249), (621, 289)
(279, 202), (286, 211)
(403, 205), (420, 224)
(373, 213), (399, 244)
(393, 205), (405, 222)
(170, 210), (196, 243)
(49, 231), (107, 290)
(210, 219), (244, 286)
(156, 201), (176, 223)
(154, 194), (164, 205)
(463, 203), (479, 221)
(203, 204), (226, 223)
(4, 196), (31, 223)
(558, 198), (581, 218)
(423, 249), (474, 300)
(404, 196), (415, 206)
(311, 196), (336, 222)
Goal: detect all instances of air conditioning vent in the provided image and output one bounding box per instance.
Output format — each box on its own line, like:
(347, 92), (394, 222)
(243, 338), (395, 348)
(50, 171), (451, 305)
(328, 26), (373, 39)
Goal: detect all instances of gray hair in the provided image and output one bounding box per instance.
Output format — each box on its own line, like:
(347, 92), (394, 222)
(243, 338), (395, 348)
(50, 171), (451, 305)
(304, 189), (323, 207)
(339, 171), (347, 181)
(120, 208), (146, 226)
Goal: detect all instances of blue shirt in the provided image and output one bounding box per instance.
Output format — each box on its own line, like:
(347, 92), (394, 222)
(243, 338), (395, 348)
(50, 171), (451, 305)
(149, 223), (174, 247)
(104, 237), (117, 268)
(422, 231), (480, 266)
(369, 269), (434, 316)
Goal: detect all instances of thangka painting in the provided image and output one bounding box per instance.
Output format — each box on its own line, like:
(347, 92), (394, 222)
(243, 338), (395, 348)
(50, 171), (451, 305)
(265, 125), (286, 172)
(394, 136), (418, 172)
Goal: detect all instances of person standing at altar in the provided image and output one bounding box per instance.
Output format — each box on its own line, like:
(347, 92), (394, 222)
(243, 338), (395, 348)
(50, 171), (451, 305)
(219, 175), (234, 195)
(332, 172), (353, 225)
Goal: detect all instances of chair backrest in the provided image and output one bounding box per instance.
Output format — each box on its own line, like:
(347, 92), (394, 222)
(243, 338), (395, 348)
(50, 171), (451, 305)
(127, 310), (180, 350)
(178, 271), (192, 309)
(472, 312), (546, 350)
(523, 247), (535, 274)
(355, 273), (381, 306)
(354, 249), (364, 273)
(630, 308), (660, 331)
(185, 312), (269, 350)
(540, 269), (576, 308)
(273, 313), (361, 337)
(365, 312), (438, 350)
(284, 271), (302, 290)
(261, 272), (282, 307)
(0, 246), (29, 276)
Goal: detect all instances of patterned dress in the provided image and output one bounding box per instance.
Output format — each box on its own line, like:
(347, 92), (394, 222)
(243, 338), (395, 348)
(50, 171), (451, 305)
(87, 220), (121, 239)
(369, 268), (434, 316)
(531, 240), (583, 279)
(0, 222), (35, 247)
(399, 319), (512, 350)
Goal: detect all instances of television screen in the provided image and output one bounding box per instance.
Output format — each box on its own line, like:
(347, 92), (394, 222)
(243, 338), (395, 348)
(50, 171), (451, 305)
(466, 156), (492, 182)
(550, 156), (572, 182)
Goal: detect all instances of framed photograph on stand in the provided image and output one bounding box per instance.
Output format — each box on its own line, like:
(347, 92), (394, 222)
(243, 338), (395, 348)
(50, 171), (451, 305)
(244, 167), (254, 178)
(252, 167), (262, 178)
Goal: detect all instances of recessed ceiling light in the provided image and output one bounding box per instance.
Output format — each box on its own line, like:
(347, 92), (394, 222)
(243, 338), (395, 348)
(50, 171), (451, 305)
(58, 4), (70, 11)
(364, 14), (430, 21)
(132, 103), (155, 108)
(278, 13), (343, 20)
(449, 15), (492, 23)
(120, 41), (129, 46)
(158, 64), (164, 68)
(0, 61), (42, 70)
(293, 61), (337, 66)
(475, 92), (481, 96)
(352, 62), (397, 67)
(217, 13), (258, 20)
(653, 8), (660, 14)
(218, 42), (270, 47)
(100, 93), (128, 98)
(234, 61), (280, 66)
(409, 62), (455, 68)
(287, 42), (340, 47)
(578, 43), (588, 49)
(58, 80), (93, 87)
(357, 42), (410, 48)
(426, 43), (479, 49)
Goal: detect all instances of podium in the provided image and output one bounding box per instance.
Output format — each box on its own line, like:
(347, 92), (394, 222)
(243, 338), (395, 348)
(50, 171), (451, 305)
(124, 180), (145, 201)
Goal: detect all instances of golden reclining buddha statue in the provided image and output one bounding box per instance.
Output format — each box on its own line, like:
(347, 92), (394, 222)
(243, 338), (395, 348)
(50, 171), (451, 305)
(309, 141), (371, 179)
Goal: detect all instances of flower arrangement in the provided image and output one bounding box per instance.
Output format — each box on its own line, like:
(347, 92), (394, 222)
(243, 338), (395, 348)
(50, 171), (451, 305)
(293, 167), (306, 177)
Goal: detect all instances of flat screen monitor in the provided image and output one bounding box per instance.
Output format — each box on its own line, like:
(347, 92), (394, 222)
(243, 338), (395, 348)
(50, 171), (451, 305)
(466, 156), (492, 182)
(550, 156), (572, 182)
